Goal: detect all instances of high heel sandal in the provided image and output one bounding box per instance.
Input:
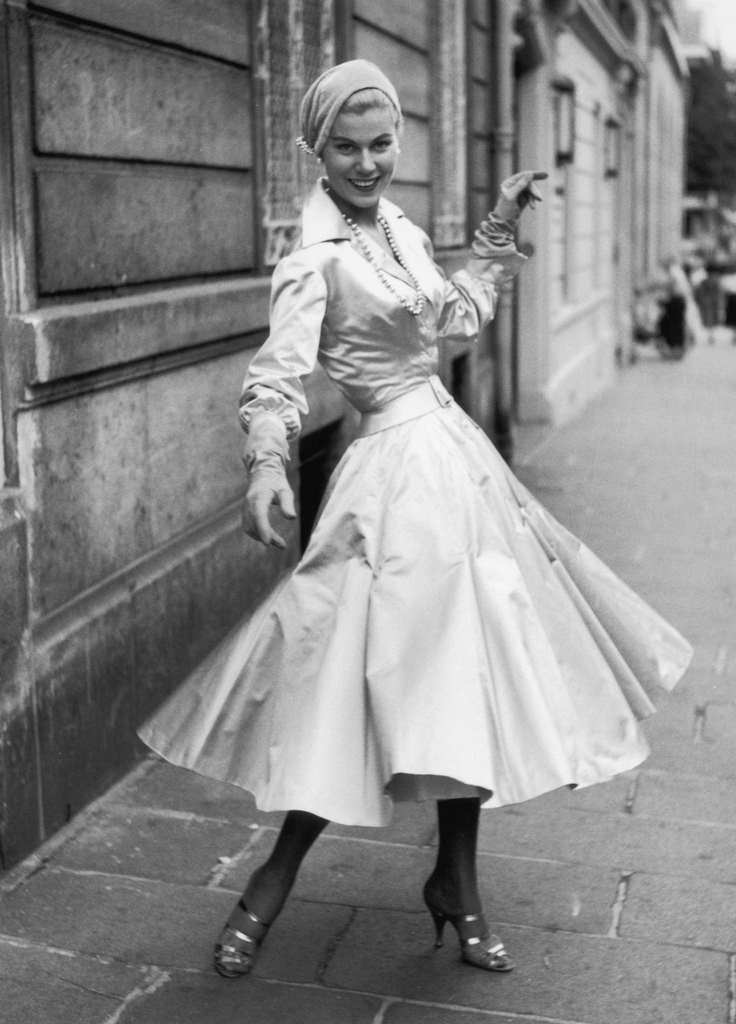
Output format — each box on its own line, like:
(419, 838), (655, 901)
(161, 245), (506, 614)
(213, 899), (270, 978)
(423, 886), (514, 973)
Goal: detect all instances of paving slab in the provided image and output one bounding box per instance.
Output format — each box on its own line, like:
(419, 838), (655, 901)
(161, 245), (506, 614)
(117, 973), (382, 1024)
(52, 804), (259, 885)
(384, 1003), (591, 1024)
(114, 757), (284, 826)
(221, 830), (435, 910)
(644, 701), (736, 780)
(0, 867), (351, 983)
(467, 856), (619, 938)
(634, 769), (736, 826)
(324, 909), (728, 1024)
(219, 833), (619, 935)
(621, 871), (736, 952)
(515, 777), (634, 816)
(324, 800), (437, 846)
(663, 642), (735, 704)
(117, 758), (438, 845)
(479, 800), (736, 883)
(650, 607), (729, 651)
(0, 936), (150, 1024)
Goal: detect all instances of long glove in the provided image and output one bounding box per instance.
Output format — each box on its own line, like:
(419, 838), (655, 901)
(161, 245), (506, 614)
(467, 169), (547, 283)
(492, 169), (548, 224)
(241, 413), (296, 549)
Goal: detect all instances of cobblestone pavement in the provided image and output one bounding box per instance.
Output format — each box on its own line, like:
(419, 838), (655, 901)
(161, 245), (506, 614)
(2, 334), (735, 1024)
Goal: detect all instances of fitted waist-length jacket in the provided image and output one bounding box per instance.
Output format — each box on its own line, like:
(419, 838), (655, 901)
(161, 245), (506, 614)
(238, 181), (525, 443)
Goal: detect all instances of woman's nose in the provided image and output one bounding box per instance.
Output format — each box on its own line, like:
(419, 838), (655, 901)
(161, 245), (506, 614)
(355, 148), (376, 173)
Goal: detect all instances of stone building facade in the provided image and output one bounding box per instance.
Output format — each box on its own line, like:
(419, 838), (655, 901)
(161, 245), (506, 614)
(516, 0), (687, 425)
(0, 0), (686, 869)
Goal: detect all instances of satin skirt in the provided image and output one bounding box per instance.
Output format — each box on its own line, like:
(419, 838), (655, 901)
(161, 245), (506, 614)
(139, 391), (692, 826)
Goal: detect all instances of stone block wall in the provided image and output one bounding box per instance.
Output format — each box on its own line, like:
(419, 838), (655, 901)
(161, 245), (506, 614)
(0, 0), (506, 870)
(0, 0), (346, 870)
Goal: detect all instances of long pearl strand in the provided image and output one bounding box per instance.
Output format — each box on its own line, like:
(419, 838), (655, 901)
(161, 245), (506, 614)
(337, 206), (426, 317)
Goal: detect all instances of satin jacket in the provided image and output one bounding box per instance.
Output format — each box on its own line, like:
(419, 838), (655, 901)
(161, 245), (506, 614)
(239, 181), (525, 447)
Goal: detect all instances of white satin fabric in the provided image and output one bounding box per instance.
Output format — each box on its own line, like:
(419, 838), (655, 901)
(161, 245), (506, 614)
(237, 182), (525, 444)
(138, 184), (692, 826)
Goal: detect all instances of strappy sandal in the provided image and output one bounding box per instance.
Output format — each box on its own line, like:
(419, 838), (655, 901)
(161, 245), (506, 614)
(213, 899), (271, 978)
(424, 885), (514, 972)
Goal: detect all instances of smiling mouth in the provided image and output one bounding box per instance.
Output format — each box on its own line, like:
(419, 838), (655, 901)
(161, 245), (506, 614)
(349, 177), (380, 191)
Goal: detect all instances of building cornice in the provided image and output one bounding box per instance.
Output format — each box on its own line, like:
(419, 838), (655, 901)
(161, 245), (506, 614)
(565, 0), (647, 76)
(654, 9), (689, 80)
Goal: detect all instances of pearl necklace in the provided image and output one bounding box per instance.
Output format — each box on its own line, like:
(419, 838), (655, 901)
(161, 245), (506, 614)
(338, 207), (426, 317)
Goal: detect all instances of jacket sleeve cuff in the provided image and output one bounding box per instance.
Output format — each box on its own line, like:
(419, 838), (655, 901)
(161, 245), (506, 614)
(242, 411), (290, 471)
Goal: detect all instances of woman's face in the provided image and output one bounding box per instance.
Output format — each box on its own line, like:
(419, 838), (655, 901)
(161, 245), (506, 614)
(321, 106), (399, 216)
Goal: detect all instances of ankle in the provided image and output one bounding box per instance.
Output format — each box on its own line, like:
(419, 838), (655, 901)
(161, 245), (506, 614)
(424, 870), (482, 918)
(243, 863), (295, 923)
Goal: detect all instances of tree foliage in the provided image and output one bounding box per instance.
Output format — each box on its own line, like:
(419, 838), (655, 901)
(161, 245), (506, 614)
(687, 51), (736, 196)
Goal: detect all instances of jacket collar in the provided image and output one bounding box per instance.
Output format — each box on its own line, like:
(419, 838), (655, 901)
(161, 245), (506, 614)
(300, 178), (407, 248)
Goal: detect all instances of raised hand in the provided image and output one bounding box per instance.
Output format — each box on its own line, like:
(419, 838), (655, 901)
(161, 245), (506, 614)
(494, 170), (548, 222)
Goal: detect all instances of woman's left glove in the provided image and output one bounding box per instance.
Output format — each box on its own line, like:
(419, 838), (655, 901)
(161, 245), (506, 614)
(467, 169), (547, 279)
(493, 170), (548, 224)
(241, 413), (296, 549)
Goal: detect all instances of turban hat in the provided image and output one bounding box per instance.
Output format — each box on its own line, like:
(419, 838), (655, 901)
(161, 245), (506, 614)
(297, 59), (401, 157)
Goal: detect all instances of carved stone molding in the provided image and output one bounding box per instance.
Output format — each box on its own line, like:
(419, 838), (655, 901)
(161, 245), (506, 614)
(258, 0), (335, 266)
(614, 60), (637, 103)
(568, 0), (646, 72)
(432, 0), (467, 249)
(546, 0), (579, 28)
(515, 0), (550, 72)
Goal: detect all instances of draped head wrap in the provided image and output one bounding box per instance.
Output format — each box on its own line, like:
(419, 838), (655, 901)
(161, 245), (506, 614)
(297, 59), (401, 158)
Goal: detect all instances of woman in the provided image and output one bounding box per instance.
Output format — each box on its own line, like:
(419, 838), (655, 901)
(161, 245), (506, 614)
(139, 60), (691, 979)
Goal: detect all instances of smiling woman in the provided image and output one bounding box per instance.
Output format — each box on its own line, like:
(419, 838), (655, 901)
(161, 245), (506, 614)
(139, 58), (692, 986)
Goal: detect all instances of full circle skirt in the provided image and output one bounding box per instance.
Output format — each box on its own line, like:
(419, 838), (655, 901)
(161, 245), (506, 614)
(139, 402), (692, 826)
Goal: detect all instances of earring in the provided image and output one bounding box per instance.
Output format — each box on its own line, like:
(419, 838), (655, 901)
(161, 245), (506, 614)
(295, 136), (315, 156)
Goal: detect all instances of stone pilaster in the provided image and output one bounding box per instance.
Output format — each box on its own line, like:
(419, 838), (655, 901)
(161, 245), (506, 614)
(258, 0), (335, 265)
(432, 0), (467, 248)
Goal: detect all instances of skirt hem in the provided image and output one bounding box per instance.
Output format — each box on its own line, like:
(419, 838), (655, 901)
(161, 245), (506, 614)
(140, 741), (651, 829)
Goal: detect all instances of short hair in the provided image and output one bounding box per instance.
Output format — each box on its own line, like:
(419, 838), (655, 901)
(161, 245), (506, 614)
(340, 87), (403, 131)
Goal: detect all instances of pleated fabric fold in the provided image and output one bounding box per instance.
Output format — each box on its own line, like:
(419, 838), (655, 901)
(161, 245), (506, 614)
(139, 402), (692, 826)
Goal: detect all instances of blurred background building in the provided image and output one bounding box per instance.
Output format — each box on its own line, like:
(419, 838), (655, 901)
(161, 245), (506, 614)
(517, 0), (687, 426)
(0, 0), (689, 869)
(677, 1), (736, 268)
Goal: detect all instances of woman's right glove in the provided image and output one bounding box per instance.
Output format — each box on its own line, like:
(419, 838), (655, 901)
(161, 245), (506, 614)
(241, 413), (296, 549)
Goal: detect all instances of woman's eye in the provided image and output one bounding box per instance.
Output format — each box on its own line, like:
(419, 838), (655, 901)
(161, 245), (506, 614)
(336, 143), (353, 153)
(374, 140), (391, 151)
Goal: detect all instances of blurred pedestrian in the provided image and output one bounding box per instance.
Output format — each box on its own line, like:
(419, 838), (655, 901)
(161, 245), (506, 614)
(661, 257), (705, 349)
(139, 60), (692, 980)
(689, 255), (722, 339)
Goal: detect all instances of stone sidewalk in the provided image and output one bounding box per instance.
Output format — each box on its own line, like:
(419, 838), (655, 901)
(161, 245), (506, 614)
(2, 336), (735, 1024)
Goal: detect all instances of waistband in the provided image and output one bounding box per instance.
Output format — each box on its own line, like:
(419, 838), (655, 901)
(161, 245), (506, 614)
(357, 375), (453, 437)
